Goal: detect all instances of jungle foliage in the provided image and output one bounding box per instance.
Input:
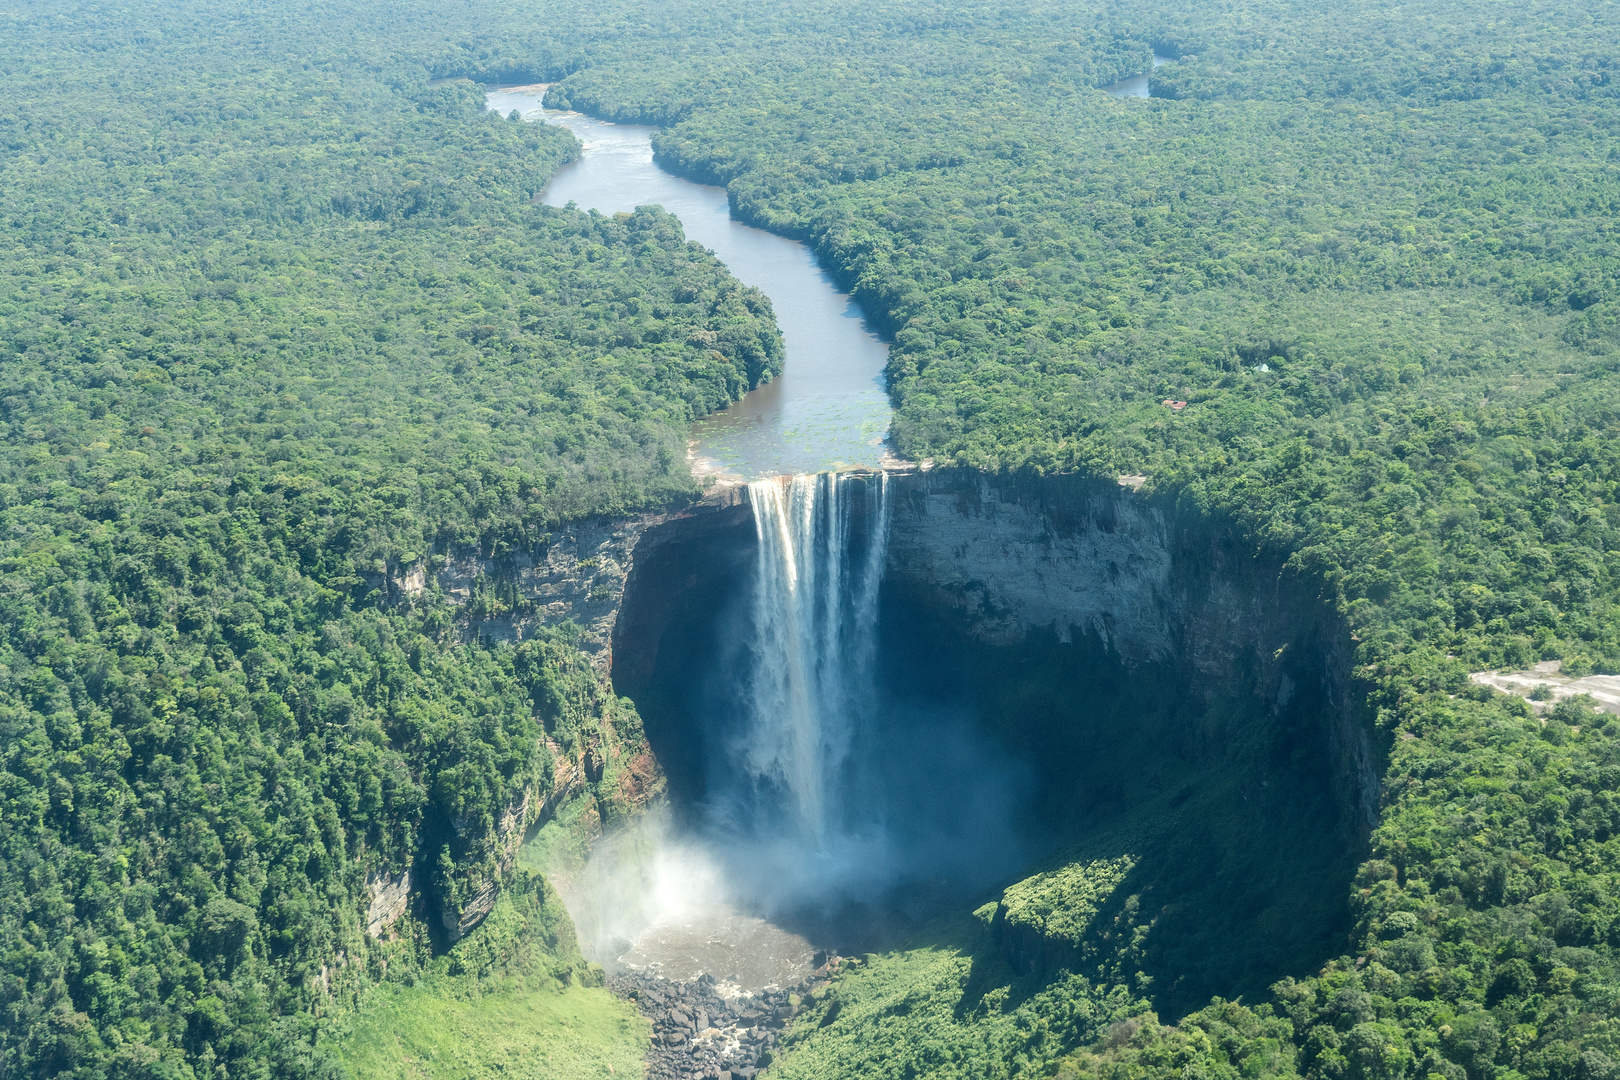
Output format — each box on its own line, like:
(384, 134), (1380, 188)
(444, 0), (1620, 1078)
(0, 2), (777, 1078)
(326, 872), (646, 1080)
(7, 0), (1620, 1079)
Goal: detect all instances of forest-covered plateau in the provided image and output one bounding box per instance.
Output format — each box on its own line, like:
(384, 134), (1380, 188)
(5, 1), (1620, 1079)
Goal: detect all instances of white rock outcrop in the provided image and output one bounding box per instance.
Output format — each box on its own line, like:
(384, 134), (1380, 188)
(365, 868), (412, 939)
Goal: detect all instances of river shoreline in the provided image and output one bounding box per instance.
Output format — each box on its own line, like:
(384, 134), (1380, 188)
(485, 84), (894, 482)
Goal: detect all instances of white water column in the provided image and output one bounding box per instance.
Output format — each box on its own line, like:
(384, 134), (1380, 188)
(741, 472), (889, 847)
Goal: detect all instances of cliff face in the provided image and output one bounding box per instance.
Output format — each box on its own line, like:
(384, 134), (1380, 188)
(383, 492), (757, 945)
(883, 468), (1377, 834)
(609, 469), (1374, 1011)
(366, 504), (723, 947)
(373, 513), (649, 664)
(610, 471), (1376, 834)
(886, 471), (1178, 657)
(871, 470), (1376, 1009)
(372, 487), (753, 668)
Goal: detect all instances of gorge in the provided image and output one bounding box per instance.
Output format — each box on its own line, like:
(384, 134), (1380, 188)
(471, 84), (1377, 1022)
(609, 468), (1371, 1015)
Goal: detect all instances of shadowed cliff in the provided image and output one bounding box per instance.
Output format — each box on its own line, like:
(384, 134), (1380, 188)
(612, 469), (1370, 1016)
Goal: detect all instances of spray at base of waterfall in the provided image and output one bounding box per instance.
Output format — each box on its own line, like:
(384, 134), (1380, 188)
(527, 809), (815, 989)
(535, 470), (1045, 976)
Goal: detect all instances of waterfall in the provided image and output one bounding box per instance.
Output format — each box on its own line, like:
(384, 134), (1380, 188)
(735, 472), (888, 847)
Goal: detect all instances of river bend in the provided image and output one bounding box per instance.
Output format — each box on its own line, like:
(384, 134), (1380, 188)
(486, 85), (891, 481)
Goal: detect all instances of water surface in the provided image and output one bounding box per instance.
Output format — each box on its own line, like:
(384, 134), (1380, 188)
(486, 85), (891, 480)
(1102, 52), (1174, 98)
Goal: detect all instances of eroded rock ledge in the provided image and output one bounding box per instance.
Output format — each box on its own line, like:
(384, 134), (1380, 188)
(371, 485), (749, 667)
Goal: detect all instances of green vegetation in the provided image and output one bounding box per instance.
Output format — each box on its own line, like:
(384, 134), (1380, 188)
(6, 0), (1620, 1079)
(491, 1), (1620, 1078)
(772, 909), (1141, 1080)
(998, 857), (1137, 954)
(0, 2), (775, 1078)
(328, 874), (646, 1080)
(333, 980), (642, 1080)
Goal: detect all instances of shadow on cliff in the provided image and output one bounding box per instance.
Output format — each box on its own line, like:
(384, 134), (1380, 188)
(610, 471), (1368, 1018)
(878, 594), (1361, 1020)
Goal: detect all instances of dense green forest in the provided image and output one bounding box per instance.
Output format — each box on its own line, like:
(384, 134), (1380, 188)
(5, 0), (1620, 1079)
(0, 3), (778, 1077)
(525, 0), (1620, 1077)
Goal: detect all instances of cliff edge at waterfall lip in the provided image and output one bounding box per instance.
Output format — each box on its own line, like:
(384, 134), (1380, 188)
(693, 458), (1156, 492)
(691, 450), (915, 491)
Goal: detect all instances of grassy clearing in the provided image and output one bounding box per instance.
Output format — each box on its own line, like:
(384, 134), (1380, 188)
(328, 874), (649, 1080)
(775, 910), (1143, 1080)
(330, 976), (647, 1080)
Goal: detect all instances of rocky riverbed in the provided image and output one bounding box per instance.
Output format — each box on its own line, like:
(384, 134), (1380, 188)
(611, 953), (841, 1080)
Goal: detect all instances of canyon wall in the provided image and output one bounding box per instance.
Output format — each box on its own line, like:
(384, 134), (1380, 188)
(882, 468), (1379, 834)
(607, 468), (1377, 1008)
(409, 467), (1377, 956)
(363, 498), (751, 944)
(609, 470), (1378, 835)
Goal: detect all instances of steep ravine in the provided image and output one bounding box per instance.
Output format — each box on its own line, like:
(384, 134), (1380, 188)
(402, 466), (1377, 1020)
(609, 468), (1378, 1016)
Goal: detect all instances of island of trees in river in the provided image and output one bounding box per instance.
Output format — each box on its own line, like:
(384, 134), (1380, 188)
(3, 1), (1620, 1079)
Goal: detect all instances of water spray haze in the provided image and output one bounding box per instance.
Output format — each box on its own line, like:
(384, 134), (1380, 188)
(534, 813), (719, 958)
(556, 469), (1047, 979)
(646, 835), (728, 922)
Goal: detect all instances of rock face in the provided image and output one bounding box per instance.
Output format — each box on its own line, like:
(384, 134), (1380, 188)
(441, 792), (535, 944)
(364, 868), (412, 939)
(612, 471), (1377, 833)
(371, 500), (735, 667)
(607, 492), (758, 809)
(882, 468), (1378, 832)
(885, 470), (1177, 658)
(437, 517), (642, 661)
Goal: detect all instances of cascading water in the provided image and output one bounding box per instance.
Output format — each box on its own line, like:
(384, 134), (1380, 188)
(544, 468), (1034, 983)
(536, 472), (893, 984)
(728, 472), (889, 848)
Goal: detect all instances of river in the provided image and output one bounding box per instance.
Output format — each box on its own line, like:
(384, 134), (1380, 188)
(487, 83), (885, 991)
(484, 85), (891, 481)
(1102, 51), (1174, 98)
